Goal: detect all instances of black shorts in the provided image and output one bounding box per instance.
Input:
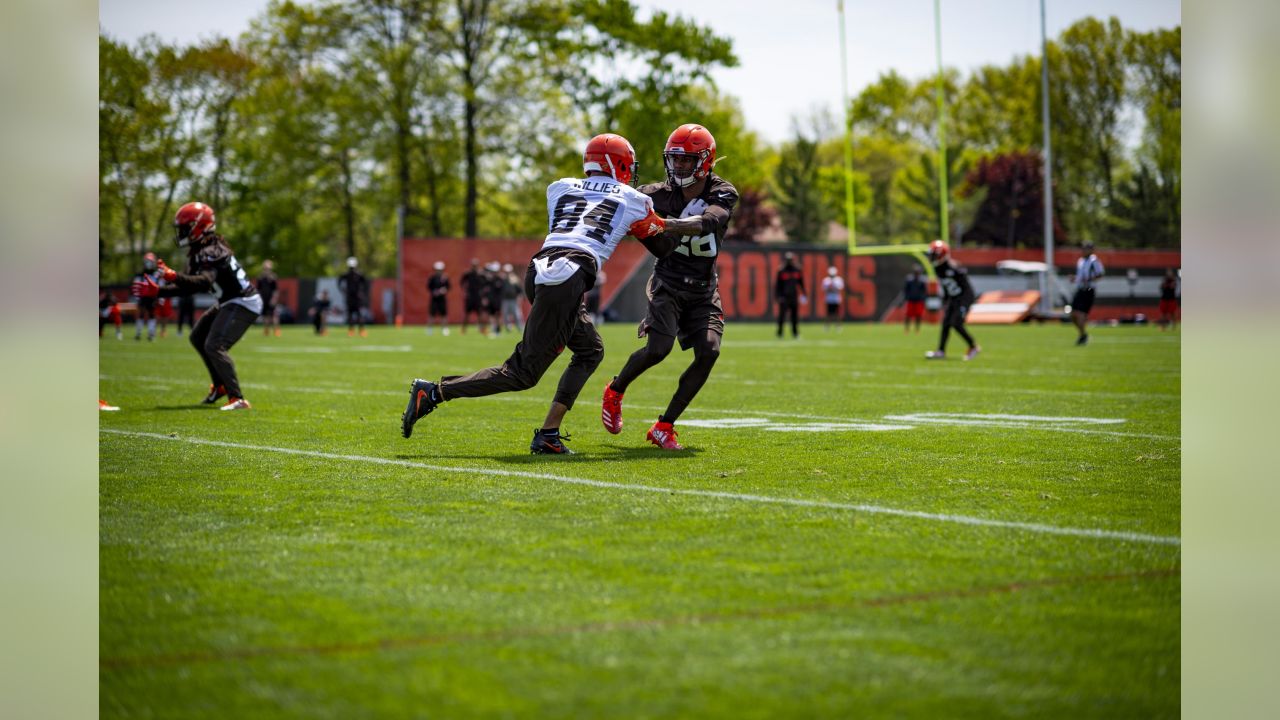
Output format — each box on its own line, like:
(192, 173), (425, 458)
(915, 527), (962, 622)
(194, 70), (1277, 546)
(943, 301), (970, 327)
(826, 302), (840, 318)
(1072, 287), (1096, 314)
(136, 297), (157, 312)
(262, 303), (275, 318)
(430, 297), (448, 317)
(465, 298), (484, 313)
(638, 275), (724, 351)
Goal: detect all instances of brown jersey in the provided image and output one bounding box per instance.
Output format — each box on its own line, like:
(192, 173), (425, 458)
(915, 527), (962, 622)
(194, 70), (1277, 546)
(159, 238), (258, 303)
(637, 174), (738, 288)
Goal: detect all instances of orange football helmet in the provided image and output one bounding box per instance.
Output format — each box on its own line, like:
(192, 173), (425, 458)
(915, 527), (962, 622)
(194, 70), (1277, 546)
(582, 133), (637, 186)
(663, 123), (716, 188)
(928, 240), (950, 262)
(174, 202), (216, 248)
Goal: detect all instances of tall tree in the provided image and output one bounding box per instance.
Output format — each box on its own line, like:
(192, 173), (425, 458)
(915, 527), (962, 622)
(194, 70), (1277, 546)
(773, 129), (832, 244)
(342, 0), (445, 236)
(545, 0), (738, 183)
(1050, 17), (1129, 241)
(960, 150), (1067, 248)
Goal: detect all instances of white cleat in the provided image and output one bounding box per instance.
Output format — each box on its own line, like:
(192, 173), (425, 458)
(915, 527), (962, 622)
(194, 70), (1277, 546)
(964, 346), (981, 361)
(221, 398), (252, 411)
(925, 350), (946, 360)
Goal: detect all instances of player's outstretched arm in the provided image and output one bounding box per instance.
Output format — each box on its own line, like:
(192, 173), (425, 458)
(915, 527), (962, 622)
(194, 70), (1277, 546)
(157, 263), (216, 297)
(629, 209), (675, 258)
(660, 204), (733, 237)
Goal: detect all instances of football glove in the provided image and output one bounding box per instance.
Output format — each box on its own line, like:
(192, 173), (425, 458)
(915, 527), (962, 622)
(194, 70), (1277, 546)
(628, 209), (665, 239)
(156, 259), (178, 282)
(132, 276), (160, 298)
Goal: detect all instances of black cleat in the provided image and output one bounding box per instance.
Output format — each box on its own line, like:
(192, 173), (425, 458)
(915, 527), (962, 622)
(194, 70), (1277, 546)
(202, 384), (226, 404)
(401, 379), (440, 438)
(530, 429), (573, 455)
(1076, 334), (1089, 346)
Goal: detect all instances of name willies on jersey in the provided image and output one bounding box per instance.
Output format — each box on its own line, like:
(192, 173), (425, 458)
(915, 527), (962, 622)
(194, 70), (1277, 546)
(572, 179), (622, 194)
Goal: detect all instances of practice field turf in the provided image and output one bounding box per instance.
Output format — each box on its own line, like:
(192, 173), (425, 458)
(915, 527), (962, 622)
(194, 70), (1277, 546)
(99, 321), (1180, 718)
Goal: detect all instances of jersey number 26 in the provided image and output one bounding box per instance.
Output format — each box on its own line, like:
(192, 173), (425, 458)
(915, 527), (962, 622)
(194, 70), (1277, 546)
(675, 233), (717, 257)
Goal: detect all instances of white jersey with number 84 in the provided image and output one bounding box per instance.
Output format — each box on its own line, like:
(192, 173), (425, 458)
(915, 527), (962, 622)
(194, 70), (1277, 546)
(541, 176), (655, 271)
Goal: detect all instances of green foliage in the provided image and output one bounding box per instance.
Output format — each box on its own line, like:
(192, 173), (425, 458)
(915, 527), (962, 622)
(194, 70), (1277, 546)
(99, 11), (1181, 282)
(802, 16), (1181, 249)
(773, 129), (833, 244)
(98, 0), (740, 282)
(960, 150), (1067, 248)
(1049, 17), (1128, 242)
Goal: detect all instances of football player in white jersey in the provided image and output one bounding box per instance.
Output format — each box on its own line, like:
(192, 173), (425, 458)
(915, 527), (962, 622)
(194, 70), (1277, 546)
(401, 133), (670, 454)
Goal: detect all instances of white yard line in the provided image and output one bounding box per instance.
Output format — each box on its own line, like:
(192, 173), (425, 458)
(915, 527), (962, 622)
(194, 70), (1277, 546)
(100, 429), (1180, 547)
(99, 373), (1178, 440)
(847, 381), (1177, 401)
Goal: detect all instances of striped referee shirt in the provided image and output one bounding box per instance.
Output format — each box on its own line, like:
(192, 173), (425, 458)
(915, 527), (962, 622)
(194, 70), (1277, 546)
(1075, 254), (1105, 289)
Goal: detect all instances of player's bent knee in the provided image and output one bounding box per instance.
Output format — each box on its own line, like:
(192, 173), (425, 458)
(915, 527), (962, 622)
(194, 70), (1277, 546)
(646, 334), (675, 362)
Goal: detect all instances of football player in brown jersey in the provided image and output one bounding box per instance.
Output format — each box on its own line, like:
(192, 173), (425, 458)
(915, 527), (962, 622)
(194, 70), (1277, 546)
(600, 124), (739, 450)
(137, 201), (262, 410)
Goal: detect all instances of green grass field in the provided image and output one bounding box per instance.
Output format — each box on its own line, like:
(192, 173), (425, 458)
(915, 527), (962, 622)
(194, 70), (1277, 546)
(99, 320), (1180, 718)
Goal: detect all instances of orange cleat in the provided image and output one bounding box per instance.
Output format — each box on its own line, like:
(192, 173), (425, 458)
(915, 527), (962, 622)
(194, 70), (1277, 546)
(220, 398), (252, 411)
(646, 420), (684, 450)
(99, 399), (120, 412)
(601, 381), (624, 434)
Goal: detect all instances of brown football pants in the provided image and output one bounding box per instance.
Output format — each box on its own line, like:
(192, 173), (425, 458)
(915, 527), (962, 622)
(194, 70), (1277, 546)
(189, 301), (258, 399)
(439, 254), (603, 410)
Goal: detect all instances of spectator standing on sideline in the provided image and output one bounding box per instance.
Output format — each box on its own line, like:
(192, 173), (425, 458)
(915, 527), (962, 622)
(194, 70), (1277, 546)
(485, 261), (505, 336)
(775, 252), (805, 338)
(426, 261), (450, 336)
(1159, 268), (1179, 331)
(500, 263), (524, 332)
(339, 256), (368, 337)
(460, 258), (486, 335)
(99, 289), (122, 340)
(310, 290), (332, 335)
(257, 260), (280, 337)
(1070, 242), (1105, 346)
(131, 252), (164, 341)
(821, 266), (845, 332)
(903, 265), (927, 333)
